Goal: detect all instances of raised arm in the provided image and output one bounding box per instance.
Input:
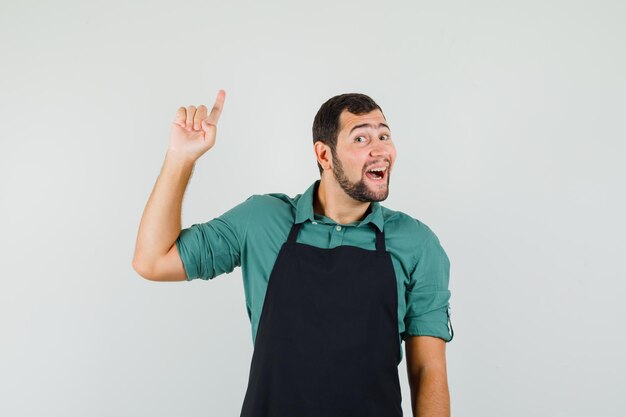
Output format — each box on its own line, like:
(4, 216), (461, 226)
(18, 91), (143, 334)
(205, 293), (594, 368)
(132, 90), (226, 281)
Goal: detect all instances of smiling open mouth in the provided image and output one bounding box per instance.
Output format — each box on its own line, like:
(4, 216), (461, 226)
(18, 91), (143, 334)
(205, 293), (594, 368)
(365, 167), (387, 181)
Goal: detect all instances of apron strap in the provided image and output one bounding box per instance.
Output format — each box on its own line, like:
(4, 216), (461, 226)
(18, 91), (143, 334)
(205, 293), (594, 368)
(287, 221), (303, 243)
(374, 225), (386, 253)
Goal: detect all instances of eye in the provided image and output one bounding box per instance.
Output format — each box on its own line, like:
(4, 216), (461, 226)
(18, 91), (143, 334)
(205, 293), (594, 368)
(380, 134), (390, 141)
(354, 136), (367, 143)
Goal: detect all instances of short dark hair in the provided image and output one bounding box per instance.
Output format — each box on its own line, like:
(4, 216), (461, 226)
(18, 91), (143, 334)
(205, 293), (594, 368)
(312, 93), (385, 176)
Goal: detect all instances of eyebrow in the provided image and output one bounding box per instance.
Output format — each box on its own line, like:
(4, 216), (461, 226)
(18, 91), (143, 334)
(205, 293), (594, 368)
(349, 122), (391, 134)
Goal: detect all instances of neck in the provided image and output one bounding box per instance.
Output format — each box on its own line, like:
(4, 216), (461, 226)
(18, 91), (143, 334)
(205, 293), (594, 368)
(313, 176), (372, 225)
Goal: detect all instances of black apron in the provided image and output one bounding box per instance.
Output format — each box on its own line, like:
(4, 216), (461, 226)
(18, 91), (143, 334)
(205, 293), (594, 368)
(239, 220), (403, 417)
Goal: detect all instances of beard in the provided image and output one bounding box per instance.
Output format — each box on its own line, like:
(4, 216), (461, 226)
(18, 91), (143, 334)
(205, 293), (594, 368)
(331, 148), (390, 203)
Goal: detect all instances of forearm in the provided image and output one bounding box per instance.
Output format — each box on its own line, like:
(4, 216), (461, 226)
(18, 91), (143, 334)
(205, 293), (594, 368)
(132, 151), (195, 271)
(408, 367), (450, 417)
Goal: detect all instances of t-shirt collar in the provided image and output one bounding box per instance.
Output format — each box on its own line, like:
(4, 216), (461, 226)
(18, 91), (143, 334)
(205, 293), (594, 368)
(295, 179), (384, 232)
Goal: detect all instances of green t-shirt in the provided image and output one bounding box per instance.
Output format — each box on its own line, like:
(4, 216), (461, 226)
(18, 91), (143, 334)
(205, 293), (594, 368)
(176, 179), (453, 362)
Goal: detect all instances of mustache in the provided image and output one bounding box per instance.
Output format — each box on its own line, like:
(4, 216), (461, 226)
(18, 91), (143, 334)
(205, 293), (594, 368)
(364, 160), (391, 170)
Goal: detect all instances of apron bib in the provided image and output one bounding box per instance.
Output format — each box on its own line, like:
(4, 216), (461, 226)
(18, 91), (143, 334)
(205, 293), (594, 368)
(239, 220), (403, 417)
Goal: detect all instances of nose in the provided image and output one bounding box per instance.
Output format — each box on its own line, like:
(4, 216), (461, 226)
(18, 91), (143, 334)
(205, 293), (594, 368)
(369, 140), (395, 169)
(370, 140), (390, 159)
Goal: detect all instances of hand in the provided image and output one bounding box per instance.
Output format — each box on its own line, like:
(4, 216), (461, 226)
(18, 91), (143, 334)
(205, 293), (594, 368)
(167, 89), (226, 163)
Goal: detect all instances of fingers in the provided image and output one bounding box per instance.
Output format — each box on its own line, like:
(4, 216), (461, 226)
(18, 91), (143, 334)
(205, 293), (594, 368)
(173, 89), (226, 130)
(174, 107), (186, 127)
(194, 105), (207, 130)
(205, 89), (226, 126)
(185, 105), (196, 130)
(174, 105), (203, 131)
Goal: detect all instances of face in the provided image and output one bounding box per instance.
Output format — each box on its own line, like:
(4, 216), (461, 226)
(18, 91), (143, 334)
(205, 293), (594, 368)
(330, 109), (396, 202)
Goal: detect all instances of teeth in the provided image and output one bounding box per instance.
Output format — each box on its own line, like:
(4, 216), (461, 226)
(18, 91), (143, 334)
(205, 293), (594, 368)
(367, 166), (387, 181)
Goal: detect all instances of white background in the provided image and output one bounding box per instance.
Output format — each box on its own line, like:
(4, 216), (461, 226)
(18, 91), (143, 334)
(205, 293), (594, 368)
(1, 0), (624, 416)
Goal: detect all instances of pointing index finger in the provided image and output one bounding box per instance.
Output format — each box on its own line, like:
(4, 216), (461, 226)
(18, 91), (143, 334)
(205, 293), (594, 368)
(205, 89), (226, 126)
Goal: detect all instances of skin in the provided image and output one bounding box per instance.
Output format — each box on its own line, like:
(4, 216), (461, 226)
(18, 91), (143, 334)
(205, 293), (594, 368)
(132, 90), (225, 280)
(133, 95), (450, 416)
(313, 109), (396, 224)
(405, 336), (450, 417)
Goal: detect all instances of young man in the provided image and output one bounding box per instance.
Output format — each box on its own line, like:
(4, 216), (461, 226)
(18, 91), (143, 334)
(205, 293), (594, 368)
(132, 90), (454, 417)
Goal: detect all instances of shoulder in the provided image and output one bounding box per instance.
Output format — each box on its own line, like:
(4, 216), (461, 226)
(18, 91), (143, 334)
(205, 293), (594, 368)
(234, 191), (299, 234)
(241, 191), (298, 214)
(380, 206), (441, 244)
(379, 206), (447, 265)
(208, 191), (296, 235)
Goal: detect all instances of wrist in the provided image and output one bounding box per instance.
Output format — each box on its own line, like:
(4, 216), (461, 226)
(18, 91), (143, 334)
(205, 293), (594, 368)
(165, 149), (196, 167)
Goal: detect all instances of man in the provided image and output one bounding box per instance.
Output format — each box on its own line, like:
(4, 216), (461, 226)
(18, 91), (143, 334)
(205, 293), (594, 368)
(132, 90), (454, 417)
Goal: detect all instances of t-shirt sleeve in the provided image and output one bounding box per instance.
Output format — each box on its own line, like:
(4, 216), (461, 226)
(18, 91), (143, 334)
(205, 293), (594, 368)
(175, 195), (256, 281)
(403, 228), (454, 342)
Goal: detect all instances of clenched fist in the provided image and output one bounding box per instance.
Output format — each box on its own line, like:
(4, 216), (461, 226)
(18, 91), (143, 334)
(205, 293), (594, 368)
(168, 89), (226, 163)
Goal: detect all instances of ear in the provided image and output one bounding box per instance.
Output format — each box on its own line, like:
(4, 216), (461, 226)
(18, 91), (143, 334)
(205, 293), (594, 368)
(314, 141), (332, 171)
